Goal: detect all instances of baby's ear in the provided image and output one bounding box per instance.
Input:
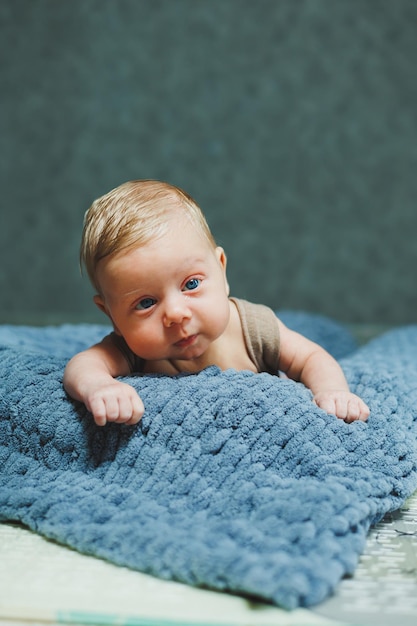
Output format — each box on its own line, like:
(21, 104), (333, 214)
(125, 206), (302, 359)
(216, 247), (230, 295)
(93, 294), (107, 315)
(93, 295), (121, 334)
(216, 246), (227, 268)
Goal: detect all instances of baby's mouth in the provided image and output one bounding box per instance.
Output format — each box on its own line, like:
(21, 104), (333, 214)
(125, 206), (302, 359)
(174, 334), (198, 349)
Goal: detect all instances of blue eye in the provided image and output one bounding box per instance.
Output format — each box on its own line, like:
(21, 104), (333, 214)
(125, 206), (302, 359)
(135, 297), (156, 310)
(184, 278), (201, 291)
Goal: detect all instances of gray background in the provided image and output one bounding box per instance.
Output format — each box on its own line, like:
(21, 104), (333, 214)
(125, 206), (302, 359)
(1, 0), (416, 326)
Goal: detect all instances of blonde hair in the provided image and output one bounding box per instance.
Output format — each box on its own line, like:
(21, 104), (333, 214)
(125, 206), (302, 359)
(80, 180), (216, 292)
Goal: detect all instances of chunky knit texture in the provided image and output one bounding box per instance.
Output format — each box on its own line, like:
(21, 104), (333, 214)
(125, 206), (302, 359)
(0, 316), (417, 609)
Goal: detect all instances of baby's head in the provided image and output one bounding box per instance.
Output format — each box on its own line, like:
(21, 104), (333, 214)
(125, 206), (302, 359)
(81, 180), (217, 293)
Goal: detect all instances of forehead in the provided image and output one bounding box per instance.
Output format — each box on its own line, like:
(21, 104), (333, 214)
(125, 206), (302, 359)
(133, 213), (214, 258)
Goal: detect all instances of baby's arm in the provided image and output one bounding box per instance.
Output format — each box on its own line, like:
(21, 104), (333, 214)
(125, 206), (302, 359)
(277, 320), (370, 422)
(63, 335), (144, 427)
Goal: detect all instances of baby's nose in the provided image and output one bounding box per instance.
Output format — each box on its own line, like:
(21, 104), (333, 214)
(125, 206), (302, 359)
(163, 296), (192, 326)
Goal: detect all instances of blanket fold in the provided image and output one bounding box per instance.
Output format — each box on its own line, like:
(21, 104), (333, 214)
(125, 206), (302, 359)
(1, 317), (417, 609)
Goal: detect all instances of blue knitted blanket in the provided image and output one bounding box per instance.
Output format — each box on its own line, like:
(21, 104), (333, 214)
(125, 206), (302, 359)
(1, 314), (417, 609)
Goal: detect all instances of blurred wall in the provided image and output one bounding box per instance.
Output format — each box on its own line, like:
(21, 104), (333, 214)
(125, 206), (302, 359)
(1, 0), (417, 325)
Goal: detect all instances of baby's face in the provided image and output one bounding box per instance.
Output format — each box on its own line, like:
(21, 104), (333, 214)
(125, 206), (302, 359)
(94, 218), (231, 364)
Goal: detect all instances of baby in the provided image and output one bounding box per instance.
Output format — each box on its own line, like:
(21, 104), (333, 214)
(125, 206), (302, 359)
(64, 180), (370, 426)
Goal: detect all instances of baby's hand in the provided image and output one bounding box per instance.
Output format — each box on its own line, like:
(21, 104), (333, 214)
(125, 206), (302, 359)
(85, 380), (144, 427)
(313, 390), (370, 423)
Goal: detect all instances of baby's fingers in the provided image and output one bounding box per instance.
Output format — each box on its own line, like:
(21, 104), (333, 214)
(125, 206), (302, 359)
(87, 396), (111, 427)
(313, 391), (370, 423)
(113, 392), (144, 425)
(343, 397), (361, 423)
(105, 395), (128, 423)
(126, 394), (145, 424)
(346, 397), (370, 423)
(87, 383), (144, 426)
